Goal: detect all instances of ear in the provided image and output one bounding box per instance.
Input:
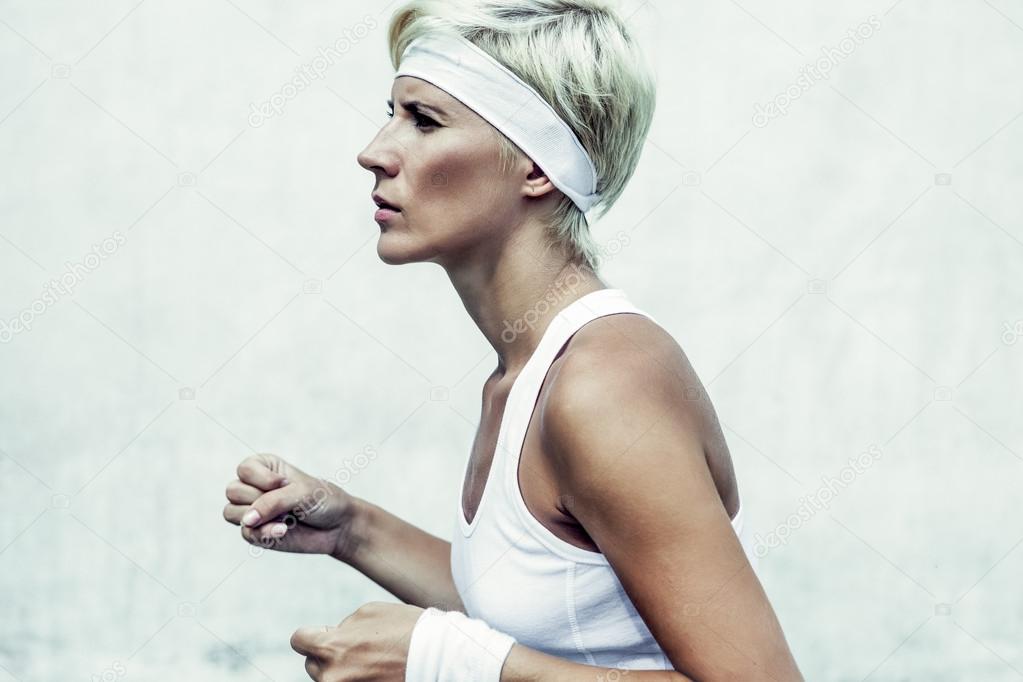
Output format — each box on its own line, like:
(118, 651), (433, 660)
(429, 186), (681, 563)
(523, 161), (559, 200)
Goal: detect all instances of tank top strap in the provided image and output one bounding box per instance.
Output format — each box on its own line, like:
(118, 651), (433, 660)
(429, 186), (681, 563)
(498, 288), (657, 483)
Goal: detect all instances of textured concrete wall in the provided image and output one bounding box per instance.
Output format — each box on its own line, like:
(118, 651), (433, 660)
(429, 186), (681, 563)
(1, 0), (1020, 680)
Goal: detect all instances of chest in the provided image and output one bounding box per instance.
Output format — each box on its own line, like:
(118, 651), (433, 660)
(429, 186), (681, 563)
(460, 371), (599, 552)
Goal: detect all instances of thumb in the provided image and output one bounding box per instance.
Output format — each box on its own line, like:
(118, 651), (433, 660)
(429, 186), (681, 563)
(241, 486), (300, 528)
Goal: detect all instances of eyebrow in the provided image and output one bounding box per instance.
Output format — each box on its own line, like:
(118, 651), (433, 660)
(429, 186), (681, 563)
(387, 98), (448, 120)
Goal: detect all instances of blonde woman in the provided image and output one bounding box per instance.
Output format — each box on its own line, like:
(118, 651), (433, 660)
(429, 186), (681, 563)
(223, 1), (804, 679)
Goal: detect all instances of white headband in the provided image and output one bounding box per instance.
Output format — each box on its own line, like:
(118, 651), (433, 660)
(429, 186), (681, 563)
(395, 32), (601, 214)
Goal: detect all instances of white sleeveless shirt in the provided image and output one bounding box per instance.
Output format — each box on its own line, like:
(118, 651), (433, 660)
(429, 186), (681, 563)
(450, 288), (759, 671)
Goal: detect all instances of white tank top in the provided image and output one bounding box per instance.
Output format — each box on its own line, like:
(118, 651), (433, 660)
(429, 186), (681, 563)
(450, 288), (759, 671)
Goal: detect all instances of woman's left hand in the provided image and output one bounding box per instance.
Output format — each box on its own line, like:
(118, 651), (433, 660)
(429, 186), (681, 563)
(291, 601), (425, 681)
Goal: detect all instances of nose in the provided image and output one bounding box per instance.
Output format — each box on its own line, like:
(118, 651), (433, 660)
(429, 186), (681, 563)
(357, 126), (400, 177)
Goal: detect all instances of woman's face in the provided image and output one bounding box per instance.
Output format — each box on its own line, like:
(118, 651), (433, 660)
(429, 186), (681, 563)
(356, 76), (534, 265)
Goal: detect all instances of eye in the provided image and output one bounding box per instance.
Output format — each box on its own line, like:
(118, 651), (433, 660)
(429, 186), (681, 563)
(385, 107), (437, 130)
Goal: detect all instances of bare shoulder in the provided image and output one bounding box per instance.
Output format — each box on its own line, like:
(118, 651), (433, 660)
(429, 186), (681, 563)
(538, 313), (710, 467)
(545, 312), (704, 410)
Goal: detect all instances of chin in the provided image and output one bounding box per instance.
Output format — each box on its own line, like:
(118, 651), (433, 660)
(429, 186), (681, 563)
(376, 242), (409, 266)
(376, 232), (430, 266)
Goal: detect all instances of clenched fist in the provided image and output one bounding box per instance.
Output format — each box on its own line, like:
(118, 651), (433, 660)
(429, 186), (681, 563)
(223, 453), (362, 560)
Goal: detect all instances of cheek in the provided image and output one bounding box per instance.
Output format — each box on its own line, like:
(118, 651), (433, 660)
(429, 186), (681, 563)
(417, 155), (476, 198)
(412, 134), (510, 211)
(419, 159), (512, 223)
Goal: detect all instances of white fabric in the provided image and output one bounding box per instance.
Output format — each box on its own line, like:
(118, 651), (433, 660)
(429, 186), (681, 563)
(451, 288), (760, 671)
(395, 32), (601, 214)
(405, 607), (517, 682)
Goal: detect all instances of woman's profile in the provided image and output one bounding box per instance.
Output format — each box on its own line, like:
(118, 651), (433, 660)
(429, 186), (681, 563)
(224, 1), (804, 679)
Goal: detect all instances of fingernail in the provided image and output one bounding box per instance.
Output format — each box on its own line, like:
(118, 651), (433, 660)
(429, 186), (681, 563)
(270, 523), (288, 538)
(242, 509), (260, 526)
(280, 477), (290, 486)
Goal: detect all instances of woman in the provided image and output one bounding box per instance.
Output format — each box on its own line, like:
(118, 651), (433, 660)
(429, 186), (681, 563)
(223, 0), (804, 679)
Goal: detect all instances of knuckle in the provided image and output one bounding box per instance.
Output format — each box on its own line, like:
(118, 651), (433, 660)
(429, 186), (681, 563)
(236, 459), (252, 480)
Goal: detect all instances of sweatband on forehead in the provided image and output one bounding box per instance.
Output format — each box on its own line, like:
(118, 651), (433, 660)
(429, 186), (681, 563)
(395, 32), (602, 214)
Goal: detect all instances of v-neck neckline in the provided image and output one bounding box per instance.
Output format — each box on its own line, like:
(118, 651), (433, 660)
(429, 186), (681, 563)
(459, 288), (622, 531)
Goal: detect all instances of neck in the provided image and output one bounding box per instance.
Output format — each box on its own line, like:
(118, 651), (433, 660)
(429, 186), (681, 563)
(443, 235), (607, 375)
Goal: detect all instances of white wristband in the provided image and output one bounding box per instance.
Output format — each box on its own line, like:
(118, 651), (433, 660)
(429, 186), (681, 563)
(405, 607), (517, 682)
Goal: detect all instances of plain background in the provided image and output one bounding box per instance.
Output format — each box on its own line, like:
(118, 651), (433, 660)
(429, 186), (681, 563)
(1, 0), (1021, 679)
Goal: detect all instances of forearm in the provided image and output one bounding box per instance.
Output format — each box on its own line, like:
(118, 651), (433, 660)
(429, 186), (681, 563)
(331, 496), (466, 613)
(500, 644), (695, 682)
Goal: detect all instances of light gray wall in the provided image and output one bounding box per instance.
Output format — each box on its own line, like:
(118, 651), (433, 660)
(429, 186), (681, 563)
(1, 0), (1021, 680)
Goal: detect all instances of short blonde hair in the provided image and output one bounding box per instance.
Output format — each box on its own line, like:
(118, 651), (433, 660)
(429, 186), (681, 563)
(386, 0), (657, 271)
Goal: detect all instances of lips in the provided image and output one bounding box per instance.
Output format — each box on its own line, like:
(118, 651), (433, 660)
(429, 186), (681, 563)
(372, 193), (401, 211)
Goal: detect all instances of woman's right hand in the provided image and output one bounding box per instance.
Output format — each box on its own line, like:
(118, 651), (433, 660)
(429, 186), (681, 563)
(223, 453), (362, 559)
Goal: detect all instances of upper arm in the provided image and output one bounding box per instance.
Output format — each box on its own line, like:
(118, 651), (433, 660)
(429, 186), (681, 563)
(540, 345), (802, 681)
